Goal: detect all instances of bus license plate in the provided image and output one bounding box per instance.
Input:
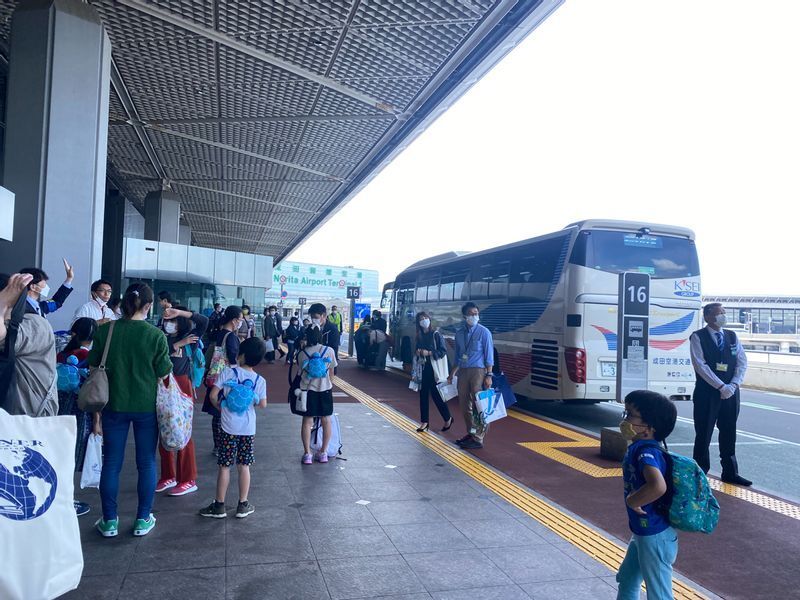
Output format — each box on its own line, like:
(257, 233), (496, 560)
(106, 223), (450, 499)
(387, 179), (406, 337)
(601, 362), (616, 378)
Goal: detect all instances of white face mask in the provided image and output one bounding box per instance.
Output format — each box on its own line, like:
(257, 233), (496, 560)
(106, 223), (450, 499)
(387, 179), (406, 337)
(714, 314), (727, 328)
(94, 296), (107, 306)
(164, 322), (178, 335)
(466, 315), (479, 327)
(39, 283), (51, 298)
(420, 318), (431, 329)
(311, 317), (322, 327)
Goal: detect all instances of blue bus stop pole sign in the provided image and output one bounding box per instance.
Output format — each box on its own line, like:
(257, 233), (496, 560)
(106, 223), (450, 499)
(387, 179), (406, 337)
(616, 272), (650, 403)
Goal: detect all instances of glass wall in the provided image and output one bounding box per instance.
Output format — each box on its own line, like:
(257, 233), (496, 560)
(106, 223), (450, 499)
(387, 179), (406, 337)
(733, 307), (800, 334)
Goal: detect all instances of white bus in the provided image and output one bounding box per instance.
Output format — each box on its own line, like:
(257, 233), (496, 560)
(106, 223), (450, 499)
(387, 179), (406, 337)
(382, 220), (702, 403)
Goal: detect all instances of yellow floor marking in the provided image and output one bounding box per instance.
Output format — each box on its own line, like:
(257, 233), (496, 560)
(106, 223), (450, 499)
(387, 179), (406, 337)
(708, 479), (800, 521)
(510, 410), (622, 477)
(334, 376), (707, 600)
(508, 410), (800, 519)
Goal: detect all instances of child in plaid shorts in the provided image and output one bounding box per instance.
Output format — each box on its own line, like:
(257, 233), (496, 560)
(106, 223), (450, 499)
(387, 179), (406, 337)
(199, 337), (267, 519)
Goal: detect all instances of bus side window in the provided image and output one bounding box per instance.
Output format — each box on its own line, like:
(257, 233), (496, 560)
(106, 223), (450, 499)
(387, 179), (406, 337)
(510, 237), (565, 303)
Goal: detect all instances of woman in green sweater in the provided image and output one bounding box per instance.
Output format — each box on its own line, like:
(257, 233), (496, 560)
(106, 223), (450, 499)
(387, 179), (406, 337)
(90, 283), (172, 538)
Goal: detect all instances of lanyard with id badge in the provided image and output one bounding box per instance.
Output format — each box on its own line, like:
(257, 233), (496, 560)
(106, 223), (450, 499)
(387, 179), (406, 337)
(461, 327), (479, 365)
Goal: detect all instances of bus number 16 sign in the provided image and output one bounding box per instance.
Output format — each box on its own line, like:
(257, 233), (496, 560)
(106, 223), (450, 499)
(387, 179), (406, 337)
(616, 272), (650, 402)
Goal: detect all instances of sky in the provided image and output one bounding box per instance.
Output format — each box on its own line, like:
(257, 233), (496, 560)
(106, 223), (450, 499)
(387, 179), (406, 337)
(288, 1), (800, 296)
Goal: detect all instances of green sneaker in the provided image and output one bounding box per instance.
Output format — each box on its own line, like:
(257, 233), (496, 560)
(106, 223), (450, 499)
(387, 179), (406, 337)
(95, 517), (119, 538)
(133, 514), (156, 537)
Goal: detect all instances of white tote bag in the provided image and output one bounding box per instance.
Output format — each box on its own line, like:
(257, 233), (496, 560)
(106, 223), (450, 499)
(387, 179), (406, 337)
(474, 389), (507, 424)
(0, 409), (84, 600)
(264, 338), (275, 353)
(80, 433), (103, 489)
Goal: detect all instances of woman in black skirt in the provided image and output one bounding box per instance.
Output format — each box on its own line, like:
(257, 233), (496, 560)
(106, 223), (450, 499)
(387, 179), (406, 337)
(415, 311), (453, 433)
(296, 325), (338, 464)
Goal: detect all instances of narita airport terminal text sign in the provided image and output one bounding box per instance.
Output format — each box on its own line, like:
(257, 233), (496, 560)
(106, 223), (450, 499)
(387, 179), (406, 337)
(616, 272), (650, 403)
(272, 261), (379, 302)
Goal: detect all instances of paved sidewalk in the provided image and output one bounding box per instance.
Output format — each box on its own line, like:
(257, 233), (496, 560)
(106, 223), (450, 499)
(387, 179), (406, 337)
(65, 393), (637, 599)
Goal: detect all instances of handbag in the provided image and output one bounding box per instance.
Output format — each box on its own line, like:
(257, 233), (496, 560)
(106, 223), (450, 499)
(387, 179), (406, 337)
(264, 338), (275, 353)
(0, 409), (84, 599)
(430, 332), (449, 384)
(77, 321), (115, 412)
(156, 374), (194, 451)
(475, 388), (507, 424)
(80, 433), (103, 489)
(287, 359), (305, 415)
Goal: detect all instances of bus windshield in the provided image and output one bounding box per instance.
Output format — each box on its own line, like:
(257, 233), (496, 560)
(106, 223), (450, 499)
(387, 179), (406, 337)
(568, 230), (699, 278)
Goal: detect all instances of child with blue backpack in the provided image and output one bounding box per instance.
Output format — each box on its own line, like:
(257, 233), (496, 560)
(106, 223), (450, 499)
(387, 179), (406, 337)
(617, 390), (679, 600)
(200, 337), (267, 519)
(295, 324), (337, 465)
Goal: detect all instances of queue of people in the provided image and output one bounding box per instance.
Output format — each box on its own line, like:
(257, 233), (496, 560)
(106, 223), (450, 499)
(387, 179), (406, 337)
(2, 266), (754, 600)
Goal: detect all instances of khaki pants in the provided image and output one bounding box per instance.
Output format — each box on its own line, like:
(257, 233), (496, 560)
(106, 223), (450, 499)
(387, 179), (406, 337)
(457, 367), (488, 442)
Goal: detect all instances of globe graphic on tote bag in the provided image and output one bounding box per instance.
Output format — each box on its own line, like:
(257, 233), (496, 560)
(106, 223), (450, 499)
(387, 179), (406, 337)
(0, 440), (58, 521)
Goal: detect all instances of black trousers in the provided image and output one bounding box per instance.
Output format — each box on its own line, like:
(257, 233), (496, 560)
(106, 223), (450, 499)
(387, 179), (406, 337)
(692, 389), (740, 476)
(419, 361), (452, 424)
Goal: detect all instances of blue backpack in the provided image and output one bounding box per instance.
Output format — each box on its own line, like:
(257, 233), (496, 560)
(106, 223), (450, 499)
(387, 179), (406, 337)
(302, 347), (331, 379)
(220, 368), (261, 414)
(56, 355), (86, 393)
(638, 443), (720, 534)
(191, 341), (206, 389)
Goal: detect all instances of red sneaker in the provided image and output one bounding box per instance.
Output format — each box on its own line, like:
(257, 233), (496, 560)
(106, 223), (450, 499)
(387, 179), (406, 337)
(155, 478), (177, 493)
(168, 481), (198, 496)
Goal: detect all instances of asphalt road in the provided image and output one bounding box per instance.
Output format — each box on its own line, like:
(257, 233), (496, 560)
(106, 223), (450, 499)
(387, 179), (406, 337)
(517, 388), (800, 503)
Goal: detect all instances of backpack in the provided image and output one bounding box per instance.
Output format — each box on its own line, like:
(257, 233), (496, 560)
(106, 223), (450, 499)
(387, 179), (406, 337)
(56, 355), (83, 393)
(302, 347), (331, 379)
(0, 290), (28, 413)
(191, 341), (206, 388)
(205, 331), (232, 387)
(220, 368), (261, 414)
(637, 443), (720, 534)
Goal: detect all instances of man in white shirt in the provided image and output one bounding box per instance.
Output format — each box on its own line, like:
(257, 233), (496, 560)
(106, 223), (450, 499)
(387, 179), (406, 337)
(72, 279), (117, 325)
(689, 303), (751, 486)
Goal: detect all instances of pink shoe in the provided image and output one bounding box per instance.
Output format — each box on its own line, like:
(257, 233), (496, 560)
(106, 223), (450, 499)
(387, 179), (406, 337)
(155, 478), (177, 493)
(318, 453), (329, 464)
(302, 453), (313, 465)
(168, 481), (198, 496)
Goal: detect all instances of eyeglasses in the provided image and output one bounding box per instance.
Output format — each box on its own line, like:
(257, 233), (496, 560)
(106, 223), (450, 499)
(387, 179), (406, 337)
(96, 288), (112, 294)
(621, 410), (647, 427)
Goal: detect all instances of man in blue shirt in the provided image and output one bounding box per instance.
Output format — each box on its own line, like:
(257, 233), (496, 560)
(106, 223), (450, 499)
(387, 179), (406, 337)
(448, 302), (494, 449)
(20, 259), (74, 318)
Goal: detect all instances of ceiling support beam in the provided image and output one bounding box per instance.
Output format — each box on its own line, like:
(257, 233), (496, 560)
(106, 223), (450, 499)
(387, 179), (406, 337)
(149, 114), (396, 125)
(110, 59), (168, 182)
(184, 211), (301, 235)
(115, 0), (397, 113)
(145, 124), (344, 181)
(174, 182), (318, 214)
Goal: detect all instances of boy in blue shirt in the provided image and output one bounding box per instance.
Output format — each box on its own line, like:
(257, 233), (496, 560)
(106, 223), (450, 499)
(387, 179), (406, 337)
(617, 390), (679, 600)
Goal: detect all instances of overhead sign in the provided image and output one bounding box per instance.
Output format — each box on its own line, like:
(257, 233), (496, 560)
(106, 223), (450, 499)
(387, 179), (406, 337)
(346, 286), (361, 300)
(616, 272), (650, 403)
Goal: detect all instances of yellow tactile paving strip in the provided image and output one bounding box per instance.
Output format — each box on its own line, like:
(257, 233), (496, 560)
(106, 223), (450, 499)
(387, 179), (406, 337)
(508, 410), (800, 521)
(333, 375), (708, 600)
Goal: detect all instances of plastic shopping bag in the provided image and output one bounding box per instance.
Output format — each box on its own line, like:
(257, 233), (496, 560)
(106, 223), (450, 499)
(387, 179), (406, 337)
(0, 409), (84, 600)
(436, 380), (458, 401)
(80, 433), (102, 489)
(474, 388), (507, 424)
(156, 374), (194, 451)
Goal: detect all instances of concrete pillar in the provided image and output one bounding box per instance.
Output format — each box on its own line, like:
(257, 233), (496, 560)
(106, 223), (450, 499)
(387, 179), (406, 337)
(0, 0), (111, 331)
(101, 188), (125, 296)
(179, 222), (192, 246)
(144, 190), (181, 244)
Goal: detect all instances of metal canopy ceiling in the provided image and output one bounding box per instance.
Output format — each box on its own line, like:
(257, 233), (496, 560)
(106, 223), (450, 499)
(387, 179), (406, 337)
(0, 0), (562, 261)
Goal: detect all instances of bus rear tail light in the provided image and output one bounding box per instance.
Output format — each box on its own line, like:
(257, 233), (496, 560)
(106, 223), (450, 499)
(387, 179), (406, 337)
(565, 347), (586, 384)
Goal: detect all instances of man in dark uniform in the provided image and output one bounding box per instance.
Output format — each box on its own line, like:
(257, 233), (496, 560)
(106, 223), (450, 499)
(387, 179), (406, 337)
(689, 303), (751, 486)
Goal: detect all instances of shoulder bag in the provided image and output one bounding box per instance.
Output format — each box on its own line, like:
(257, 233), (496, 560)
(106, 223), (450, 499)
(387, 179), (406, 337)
(77, 321), (115, 412)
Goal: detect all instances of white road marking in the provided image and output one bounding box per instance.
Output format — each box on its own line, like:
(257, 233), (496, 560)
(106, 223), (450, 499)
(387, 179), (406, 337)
(676, 416), (800, 448)
(667, 442), (776, 447)
(741, 401), (800, 417)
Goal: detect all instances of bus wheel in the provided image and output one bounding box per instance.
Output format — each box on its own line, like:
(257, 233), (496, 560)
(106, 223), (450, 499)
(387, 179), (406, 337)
(401, 336), (414, 364)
